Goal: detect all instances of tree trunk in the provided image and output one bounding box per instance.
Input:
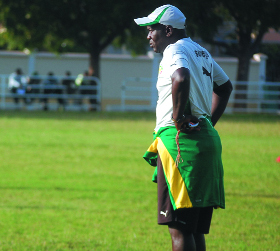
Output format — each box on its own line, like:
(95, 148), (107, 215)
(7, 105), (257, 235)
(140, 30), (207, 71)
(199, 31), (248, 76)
(89, 49), (101, 78)
(234, 54), (252, 108)
(234, 29), (253, 109)
(236, 54), (251, 81)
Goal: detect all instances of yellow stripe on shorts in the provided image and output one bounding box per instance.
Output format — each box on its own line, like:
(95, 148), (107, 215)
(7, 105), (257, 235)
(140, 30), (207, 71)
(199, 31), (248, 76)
(157, 137), (193, 209)
(146, 137), (159, 153)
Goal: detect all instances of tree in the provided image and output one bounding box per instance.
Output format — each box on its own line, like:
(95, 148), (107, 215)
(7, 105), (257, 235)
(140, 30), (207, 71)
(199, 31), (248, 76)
(223, 0), (280, 81)
(2, 0), (279, 82)
(260, 43), (280, 82)
(173, 0), (280, 108)
(0, 0), (162, 78)
(179, 0), (280, 81)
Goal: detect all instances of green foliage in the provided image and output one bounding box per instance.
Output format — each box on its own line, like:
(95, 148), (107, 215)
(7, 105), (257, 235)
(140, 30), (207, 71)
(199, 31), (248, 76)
(176, 0), (224, 41)
(1, 0), (280, 79)
(0, 0), (163, 75)
(213, 0), (280, 66)
(112, 27), (150, 56)
(0, 1), (160, 53)
(0, 111), (279, 250)
(178, 0), (280, 81)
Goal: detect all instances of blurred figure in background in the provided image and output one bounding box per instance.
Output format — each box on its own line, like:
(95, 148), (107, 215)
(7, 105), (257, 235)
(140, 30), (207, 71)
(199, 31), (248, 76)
(88, 69), (98, 112)
(62, 71), (76, 107)
(27, 71), (41, 104)
(42, 72), (58, 111)
(8, 68), (29, 107)
(75, 71), (89, 106)
(75, 70), (97, 111)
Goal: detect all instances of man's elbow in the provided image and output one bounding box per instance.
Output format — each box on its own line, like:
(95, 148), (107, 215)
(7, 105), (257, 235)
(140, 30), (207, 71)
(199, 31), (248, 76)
(226, 80), (233, 94)
(214, 80), (233, 97)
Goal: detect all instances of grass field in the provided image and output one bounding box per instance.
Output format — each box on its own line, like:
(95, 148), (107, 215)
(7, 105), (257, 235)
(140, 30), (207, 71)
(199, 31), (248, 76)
(0, 111), (279, 251)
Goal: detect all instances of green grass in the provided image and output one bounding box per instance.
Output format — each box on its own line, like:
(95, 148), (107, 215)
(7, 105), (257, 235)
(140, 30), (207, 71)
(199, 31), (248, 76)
(0, 111), (279, 250)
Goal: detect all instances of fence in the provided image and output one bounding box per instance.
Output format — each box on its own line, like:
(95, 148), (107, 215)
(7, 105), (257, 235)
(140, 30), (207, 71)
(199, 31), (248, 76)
(120, 77), (155, 111)
(115, 78), (280, 114)
(228, 81), (280, 113)
(2, 73), (280, 114)
(0, 74), (101, 111)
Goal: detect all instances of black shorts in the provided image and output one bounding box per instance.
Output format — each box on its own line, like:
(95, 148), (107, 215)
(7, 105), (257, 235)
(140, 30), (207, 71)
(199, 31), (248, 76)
(157, 156), (213, 234)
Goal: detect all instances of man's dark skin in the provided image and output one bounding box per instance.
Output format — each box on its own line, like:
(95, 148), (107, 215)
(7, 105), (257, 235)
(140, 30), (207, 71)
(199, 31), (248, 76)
(147, 23), (232, 251)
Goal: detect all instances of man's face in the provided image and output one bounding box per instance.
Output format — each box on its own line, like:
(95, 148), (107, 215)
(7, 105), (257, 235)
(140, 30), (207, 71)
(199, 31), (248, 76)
(146, 24), (167, 53)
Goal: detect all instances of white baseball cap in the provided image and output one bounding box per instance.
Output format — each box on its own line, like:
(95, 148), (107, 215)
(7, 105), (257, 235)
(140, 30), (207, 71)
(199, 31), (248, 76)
(134, 4), (186, 29)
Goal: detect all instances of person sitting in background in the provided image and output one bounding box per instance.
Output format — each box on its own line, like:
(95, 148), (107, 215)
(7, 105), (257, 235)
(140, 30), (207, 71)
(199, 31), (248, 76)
(42, 72), (58, 111)
(27, 71), (41, 104)
(75, 70), (97, 111)
(87, 70), (98, 112)
(75, 71), (88, 87)
(75, 71), (89, 106)
(8, 68), (29, 107)
(62, 71), (76, 106)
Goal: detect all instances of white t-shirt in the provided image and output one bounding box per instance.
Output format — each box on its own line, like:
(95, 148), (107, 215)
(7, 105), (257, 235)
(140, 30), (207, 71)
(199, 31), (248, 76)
(155, 37), (229, 132)
(8, 73), (28, 89)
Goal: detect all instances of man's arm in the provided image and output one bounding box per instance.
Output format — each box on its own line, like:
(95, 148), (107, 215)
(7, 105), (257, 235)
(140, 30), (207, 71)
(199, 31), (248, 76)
(211, 80), (233, 126)
(171, 67), (200, 131)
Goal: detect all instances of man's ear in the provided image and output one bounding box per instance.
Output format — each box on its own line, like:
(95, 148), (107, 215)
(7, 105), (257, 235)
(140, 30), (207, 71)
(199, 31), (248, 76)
(165, 25), (174, 37)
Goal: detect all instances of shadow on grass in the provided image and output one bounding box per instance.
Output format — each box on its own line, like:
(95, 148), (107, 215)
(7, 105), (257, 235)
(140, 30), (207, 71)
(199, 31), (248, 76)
(2, 186), (279, 199)
(0, 186), (110, 192)
(0, 186), (146, 194)
(0, 110), (156, 121)
(1, 110), (279, 123)
(218, 113), (280, 123)
(227, 192), (280, 199)
(0, 205), (76, 211)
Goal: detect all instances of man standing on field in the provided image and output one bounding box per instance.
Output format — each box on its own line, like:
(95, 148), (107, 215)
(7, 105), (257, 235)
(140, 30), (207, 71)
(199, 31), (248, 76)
(134, 4), (232, 251)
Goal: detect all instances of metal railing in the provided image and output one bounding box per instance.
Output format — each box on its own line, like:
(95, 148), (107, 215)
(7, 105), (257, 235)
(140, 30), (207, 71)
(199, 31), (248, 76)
(114, 78), (280, 114)
(120, 77), (154, 111)
(228, 81), (280, 113)
(0, 74), (101, 111)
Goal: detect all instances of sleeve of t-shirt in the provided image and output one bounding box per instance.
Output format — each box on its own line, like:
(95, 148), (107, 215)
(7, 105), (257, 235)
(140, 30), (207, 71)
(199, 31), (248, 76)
(213, 60), (229, 86)
(168, 45), (190, 77)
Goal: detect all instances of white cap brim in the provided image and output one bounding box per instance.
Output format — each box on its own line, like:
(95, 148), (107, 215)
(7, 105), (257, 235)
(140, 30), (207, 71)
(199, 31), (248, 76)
(134, 17), (155, 26)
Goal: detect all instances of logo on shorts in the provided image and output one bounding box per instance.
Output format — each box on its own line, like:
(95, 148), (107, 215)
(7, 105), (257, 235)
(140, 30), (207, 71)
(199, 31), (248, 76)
(160, 210), (168, 217)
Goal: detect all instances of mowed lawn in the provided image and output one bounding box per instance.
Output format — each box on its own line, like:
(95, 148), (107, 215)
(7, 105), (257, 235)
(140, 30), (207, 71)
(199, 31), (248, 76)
(0, 111), (279, 251)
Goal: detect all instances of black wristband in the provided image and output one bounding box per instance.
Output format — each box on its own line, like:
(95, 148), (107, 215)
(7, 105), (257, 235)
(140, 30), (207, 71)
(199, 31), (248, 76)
(171, 114), (185, 123)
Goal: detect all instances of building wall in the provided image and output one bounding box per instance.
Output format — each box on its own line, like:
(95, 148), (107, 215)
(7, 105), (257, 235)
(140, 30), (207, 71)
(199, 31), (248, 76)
(100, 55), (153, 109)
(0, 50), (264, 110)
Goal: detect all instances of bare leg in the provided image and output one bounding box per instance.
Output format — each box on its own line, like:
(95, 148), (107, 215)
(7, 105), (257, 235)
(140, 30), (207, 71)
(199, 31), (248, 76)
(169, 225), (196, 251)
(193, 234), (206, 251)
